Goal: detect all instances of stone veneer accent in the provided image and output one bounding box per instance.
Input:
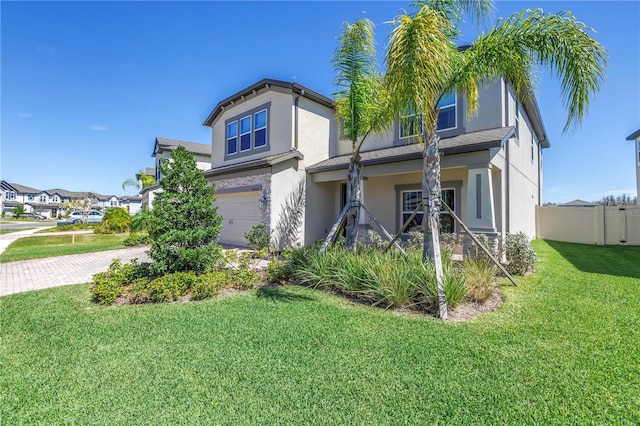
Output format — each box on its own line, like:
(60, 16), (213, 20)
(213, 173), (272, 226)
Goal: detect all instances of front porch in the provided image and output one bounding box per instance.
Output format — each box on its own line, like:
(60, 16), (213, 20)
(306, 150), (506, 250)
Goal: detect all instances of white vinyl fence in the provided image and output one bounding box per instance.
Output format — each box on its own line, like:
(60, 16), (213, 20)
(536, 205), (640, 245)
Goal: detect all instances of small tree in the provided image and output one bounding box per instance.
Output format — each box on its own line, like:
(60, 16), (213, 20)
(149, 146), (223, 275)
(12, 205), (26, 218)
(63, 192), (96, 225)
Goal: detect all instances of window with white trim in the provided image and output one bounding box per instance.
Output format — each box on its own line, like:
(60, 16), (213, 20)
(28, 194), (34, 201)
(7, 191), (16, 200)
(400, 189), (455, 234)
(225, 104), (270, 157)
(398, 92), (457, 140)
(110, 200), (118, 206)
(39, 195), (46, 202)
(52, 195), (59, 202)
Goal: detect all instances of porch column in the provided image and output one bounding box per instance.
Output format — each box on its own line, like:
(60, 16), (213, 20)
(465, 165), (496, 232)
(358, 176), (367, 226)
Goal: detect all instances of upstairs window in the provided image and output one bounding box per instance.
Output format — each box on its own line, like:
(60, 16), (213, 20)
(225, 103), (270, 158)
(28, 194), (34, 201)
(436, 92), (456, 131)
(398, 92), (457, 140)
(39, 195), (46, 202)
(227, 122), (238, 155)
(254, 110), (267, 147)
(399, 111), (424, 140)
(239, 116), (252, 152)
(52, 195), (59, 202)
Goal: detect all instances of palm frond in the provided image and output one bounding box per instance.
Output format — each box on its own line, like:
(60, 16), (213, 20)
(412, 0), (495, 28)
(467, 8), (607, 133)
(333, 19), (386, 149)
(385, 6), (458, 141)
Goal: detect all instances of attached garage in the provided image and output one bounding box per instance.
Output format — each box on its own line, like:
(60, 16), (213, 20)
(214, 190), (263, 247)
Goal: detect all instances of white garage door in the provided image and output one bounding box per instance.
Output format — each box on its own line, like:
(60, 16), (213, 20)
(214, 192), (263, 247)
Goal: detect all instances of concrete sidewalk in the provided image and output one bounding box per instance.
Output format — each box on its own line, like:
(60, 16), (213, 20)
(0, 246), (151, 297)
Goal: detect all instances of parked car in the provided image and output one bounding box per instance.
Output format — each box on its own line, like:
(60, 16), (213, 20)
(66, 210), (104, 224)
(21, 212), (46, 220)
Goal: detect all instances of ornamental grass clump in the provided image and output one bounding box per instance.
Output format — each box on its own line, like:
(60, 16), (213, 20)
(289, 246), (469, 310)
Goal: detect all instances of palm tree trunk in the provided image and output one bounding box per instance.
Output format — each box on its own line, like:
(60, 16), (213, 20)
(422, 135), (447, 319)
(345, 154), (362, 251)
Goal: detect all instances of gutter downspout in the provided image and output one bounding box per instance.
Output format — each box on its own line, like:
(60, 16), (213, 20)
(293, 89), (304, 151)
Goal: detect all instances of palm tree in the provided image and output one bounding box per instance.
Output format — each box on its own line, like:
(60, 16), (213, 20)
(326, 19), (392, 251)
(385, 1), (607, 319)
(122, 169), (155, 192)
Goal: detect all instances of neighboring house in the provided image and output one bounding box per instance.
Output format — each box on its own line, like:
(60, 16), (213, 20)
(139, 137), (212, 209)
(0, 180), (139, 218)
(119, 196), (143, 215)
(201, 78), (547, 248)
(626, 128), (640, 205)
(559, 199), (598, 208)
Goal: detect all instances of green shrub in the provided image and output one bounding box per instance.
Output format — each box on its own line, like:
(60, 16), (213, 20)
(90, 259), (148, 305)
(123, 234), (152, 246)
(504, 232), (538, 275)
(230, 270), (259, 289)
(266, 259), (289, 283)
(191, 271), (228, 300)
(100, 207), (132, 233)
(366, 230), (387, 250)
(135, 271), (196, 303)
(244, 223), (271, 251)
(131, 208), (153, 233)
(440, 232), (462, 252)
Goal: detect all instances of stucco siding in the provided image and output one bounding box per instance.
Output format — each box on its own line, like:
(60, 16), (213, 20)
(210, 88), (293, 168)
(296, 97), (334, 167)
(464, 80), (504, 132)
(270, 161), (306, 246)
(305, 179), (340, 244)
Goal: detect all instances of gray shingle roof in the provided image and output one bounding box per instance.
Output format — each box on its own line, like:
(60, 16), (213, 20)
(154, 137), (211, 157)
(8, 182), (40, 194)
(204, 151), (304, 178)
(307, 127), (515, 173)
(202, 78), (334, 127)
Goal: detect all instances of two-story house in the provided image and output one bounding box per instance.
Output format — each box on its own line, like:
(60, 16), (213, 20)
(1, 180), (142, 217)
(139, 137), (212, 209)
(201, 78), (547, 249)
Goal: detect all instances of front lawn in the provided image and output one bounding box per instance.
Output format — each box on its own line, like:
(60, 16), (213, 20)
(0, 234), (129, 262)
(1, 240), (638, 424)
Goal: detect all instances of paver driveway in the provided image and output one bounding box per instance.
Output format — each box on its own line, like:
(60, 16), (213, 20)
(0, 246), (151, 296)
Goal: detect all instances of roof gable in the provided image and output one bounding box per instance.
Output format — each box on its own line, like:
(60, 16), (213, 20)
(202, 78), (334, 127)
(153, 137), (211, 157)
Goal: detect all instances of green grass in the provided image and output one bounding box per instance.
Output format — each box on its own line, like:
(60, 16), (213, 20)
(0, 227), (36, 235)
(1, 240), (638, 424)
(0, 234), (129, 262)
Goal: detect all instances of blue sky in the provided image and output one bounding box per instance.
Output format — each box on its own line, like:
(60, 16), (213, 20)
(2, 1), (639, 203)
